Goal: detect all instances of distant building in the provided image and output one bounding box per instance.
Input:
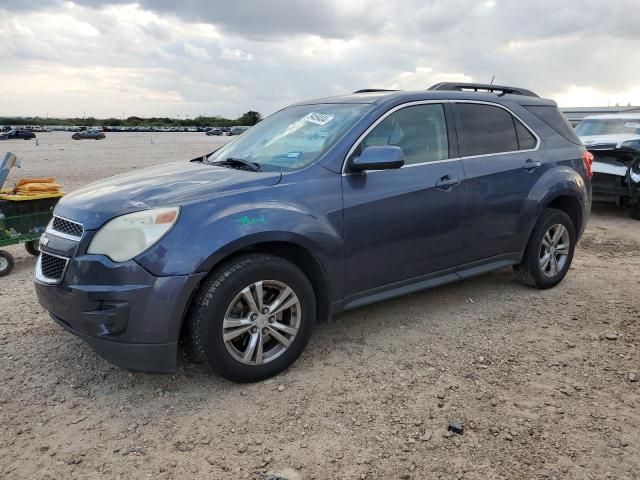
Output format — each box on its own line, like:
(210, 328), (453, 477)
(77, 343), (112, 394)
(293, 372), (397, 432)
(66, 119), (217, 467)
(561, 106), (640, 126)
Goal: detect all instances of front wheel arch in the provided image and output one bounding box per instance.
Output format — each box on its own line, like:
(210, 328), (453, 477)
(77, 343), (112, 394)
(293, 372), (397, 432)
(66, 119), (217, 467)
(179, 240), (332, 347)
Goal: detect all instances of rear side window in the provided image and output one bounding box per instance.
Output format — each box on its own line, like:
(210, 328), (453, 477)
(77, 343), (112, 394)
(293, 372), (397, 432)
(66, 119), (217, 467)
(455, 103), (520, 156)
(524, 105), (581, 144)
(515, 120), (537, 149)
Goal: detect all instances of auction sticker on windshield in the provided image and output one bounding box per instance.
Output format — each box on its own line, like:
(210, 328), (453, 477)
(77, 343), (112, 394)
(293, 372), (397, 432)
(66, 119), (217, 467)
(303, 112), (334, 126)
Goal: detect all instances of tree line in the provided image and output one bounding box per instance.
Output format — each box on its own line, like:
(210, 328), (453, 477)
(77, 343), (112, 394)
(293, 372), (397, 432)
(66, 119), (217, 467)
(0, 111), (263, 127)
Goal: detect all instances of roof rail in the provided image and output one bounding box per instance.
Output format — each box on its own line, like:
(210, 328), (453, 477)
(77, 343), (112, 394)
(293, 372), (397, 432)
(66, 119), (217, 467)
(428, 82), (539, 98)
(353, 89), (398, 94)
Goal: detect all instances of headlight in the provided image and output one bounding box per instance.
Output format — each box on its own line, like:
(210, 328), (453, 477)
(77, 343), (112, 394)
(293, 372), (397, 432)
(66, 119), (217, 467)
(87, 207), (179, 262)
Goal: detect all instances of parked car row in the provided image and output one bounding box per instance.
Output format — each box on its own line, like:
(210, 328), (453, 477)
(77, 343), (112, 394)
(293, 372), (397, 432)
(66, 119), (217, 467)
(0, 125), (254, 133)
(205, 126), (250, 136)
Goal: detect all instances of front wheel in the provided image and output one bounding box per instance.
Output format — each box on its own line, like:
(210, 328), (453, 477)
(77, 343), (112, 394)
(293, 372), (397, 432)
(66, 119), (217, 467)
(516, 208), (576, 289)
(189, 254), (316, 383)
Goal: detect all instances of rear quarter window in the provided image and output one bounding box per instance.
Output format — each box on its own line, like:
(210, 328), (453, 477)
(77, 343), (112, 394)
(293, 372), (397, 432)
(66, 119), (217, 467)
(524, 105), (581, 144)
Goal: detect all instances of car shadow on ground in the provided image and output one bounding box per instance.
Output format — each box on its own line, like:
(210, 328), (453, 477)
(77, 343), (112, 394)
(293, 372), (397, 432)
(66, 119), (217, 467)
(46, 266), (529, 399)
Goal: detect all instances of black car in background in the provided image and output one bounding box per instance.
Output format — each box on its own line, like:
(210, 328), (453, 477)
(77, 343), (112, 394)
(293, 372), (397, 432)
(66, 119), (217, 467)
(0, 129), (36, 140)
(72, 129), (105, 140)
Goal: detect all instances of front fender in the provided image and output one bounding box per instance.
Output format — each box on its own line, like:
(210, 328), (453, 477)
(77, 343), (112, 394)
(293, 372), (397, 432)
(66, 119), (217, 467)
(516, 164), (591, 251)
(136, 172), (344, 299)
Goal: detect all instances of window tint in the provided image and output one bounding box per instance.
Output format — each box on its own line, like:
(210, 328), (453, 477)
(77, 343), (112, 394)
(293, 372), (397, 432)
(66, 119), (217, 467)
(515, 119), (537, 149)
(360, 104), (449, 165)
(455, 103), (519, 156)
(524, 105), (581, 144)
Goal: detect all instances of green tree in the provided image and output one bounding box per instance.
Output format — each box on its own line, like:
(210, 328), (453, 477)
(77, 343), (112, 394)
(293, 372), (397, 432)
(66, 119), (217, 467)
(237, 111), (262, 126)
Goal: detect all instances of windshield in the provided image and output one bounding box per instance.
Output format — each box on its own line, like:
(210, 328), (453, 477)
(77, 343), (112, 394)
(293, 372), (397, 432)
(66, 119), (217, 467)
(207, 103), (371, 171)
(576, 119), (640, 136)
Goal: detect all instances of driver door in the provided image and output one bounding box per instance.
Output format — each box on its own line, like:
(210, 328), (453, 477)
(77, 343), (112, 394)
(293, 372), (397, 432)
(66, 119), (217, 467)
(341, 102), (465, 301)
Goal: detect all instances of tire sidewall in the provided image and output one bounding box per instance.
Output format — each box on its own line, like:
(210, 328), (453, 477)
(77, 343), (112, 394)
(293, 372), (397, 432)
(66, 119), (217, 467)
(193, 256), (316, 382)
(527, 210), (576, 289)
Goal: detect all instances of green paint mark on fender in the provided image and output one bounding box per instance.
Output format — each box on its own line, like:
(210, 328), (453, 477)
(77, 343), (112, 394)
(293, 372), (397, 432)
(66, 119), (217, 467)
(236, 214), (266, 226)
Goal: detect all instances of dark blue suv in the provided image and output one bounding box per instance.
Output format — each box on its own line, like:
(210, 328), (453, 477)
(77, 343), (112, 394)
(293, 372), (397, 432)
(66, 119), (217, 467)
(34, 83), (592, 382)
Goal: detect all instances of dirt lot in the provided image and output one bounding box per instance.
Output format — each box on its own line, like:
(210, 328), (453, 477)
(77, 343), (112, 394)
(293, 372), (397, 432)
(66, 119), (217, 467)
(1, 132), (638, 480)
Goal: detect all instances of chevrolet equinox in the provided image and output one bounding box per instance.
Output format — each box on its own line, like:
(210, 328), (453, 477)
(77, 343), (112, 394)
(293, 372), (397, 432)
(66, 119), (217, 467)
(35, 83), (592, 382)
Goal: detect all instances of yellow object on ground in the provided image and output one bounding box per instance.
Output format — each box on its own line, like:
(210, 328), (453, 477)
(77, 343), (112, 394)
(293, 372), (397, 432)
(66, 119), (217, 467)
(0, 178), (65, 200)
(14, 177), (63, 195)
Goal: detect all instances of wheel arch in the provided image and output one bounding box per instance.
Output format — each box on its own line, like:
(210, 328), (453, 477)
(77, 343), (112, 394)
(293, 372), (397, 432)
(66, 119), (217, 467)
(543, 194), (583, 235)
(179, 238), (333, 344)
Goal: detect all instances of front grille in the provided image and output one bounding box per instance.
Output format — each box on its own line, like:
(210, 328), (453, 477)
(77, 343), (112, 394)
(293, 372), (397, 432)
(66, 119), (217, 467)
(39, 252), (68, 282)
(51, 216), (84, 238)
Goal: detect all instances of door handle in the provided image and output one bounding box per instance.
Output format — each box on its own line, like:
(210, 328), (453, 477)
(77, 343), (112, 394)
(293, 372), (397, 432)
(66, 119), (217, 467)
(522, 159), (542, 171)
(436, 175), (462, 190)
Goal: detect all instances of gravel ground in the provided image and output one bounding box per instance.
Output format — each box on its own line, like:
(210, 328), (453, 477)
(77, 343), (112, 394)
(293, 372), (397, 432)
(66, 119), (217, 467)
(0, 132), (638, 480)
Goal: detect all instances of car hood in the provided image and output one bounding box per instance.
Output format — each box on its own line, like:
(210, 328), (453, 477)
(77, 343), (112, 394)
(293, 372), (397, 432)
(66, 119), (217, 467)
(580, 133), (640, 149)
(54, 161), (282, 229)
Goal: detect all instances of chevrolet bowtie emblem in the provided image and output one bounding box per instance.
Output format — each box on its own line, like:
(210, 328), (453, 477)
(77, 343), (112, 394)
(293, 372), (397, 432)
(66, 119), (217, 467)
(40, 236), (50, 247)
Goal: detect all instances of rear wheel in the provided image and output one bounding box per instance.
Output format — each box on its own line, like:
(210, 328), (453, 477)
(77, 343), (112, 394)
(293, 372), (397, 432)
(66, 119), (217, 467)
(516, 208), (576, 289)
(0, 250), (14, 277)
(189, 254), (316, 383)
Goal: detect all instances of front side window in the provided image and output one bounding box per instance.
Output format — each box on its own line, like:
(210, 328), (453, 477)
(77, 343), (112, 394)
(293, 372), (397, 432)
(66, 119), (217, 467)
(207, 103), (371, 171)
(356, 104), (449, 165)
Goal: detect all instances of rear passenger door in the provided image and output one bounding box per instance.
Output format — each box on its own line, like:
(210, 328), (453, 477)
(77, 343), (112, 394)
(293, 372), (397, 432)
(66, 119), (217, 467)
(452, 102), (543, 265)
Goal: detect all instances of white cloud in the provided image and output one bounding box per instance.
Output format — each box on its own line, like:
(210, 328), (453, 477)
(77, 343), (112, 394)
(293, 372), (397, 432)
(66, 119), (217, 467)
(221, 48), (253, 61)
(0, 0), (639, 119)
(183, 40), (211, 61)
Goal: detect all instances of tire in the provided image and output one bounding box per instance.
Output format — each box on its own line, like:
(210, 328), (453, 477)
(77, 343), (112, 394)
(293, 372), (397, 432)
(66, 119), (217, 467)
(25, 239), (40, 256)
(630, 203), (640, 220)
(189, 254), (316, 383)
(0, 250), (14, 277)
(516, 208), (576, 289)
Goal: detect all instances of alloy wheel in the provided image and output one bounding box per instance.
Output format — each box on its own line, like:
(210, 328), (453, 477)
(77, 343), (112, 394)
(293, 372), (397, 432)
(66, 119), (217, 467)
(539, 223), (570, 278)
(222, 280), (301, 365)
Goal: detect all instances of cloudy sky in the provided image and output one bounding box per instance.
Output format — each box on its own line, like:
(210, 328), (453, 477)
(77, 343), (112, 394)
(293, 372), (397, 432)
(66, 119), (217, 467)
(1, 0), (639, 119)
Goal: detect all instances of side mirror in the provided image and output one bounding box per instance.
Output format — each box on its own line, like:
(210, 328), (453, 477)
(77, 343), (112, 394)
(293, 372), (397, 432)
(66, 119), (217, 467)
(349, 145), (405, 173)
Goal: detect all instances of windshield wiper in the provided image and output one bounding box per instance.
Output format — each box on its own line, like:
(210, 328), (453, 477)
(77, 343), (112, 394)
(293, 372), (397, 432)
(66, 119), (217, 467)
(210, 157), (261, 172)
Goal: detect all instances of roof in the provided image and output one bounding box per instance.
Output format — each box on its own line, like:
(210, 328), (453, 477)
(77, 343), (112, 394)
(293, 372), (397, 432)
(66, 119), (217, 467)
(294, 89), (556, 108)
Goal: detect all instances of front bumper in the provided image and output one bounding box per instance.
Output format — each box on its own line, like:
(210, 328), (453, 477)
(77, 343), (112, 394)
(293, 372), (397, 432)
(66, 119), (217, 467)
(50, 312), (179, 373)
(592, 172), (640, 199)
(35, 252), (206, 373)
